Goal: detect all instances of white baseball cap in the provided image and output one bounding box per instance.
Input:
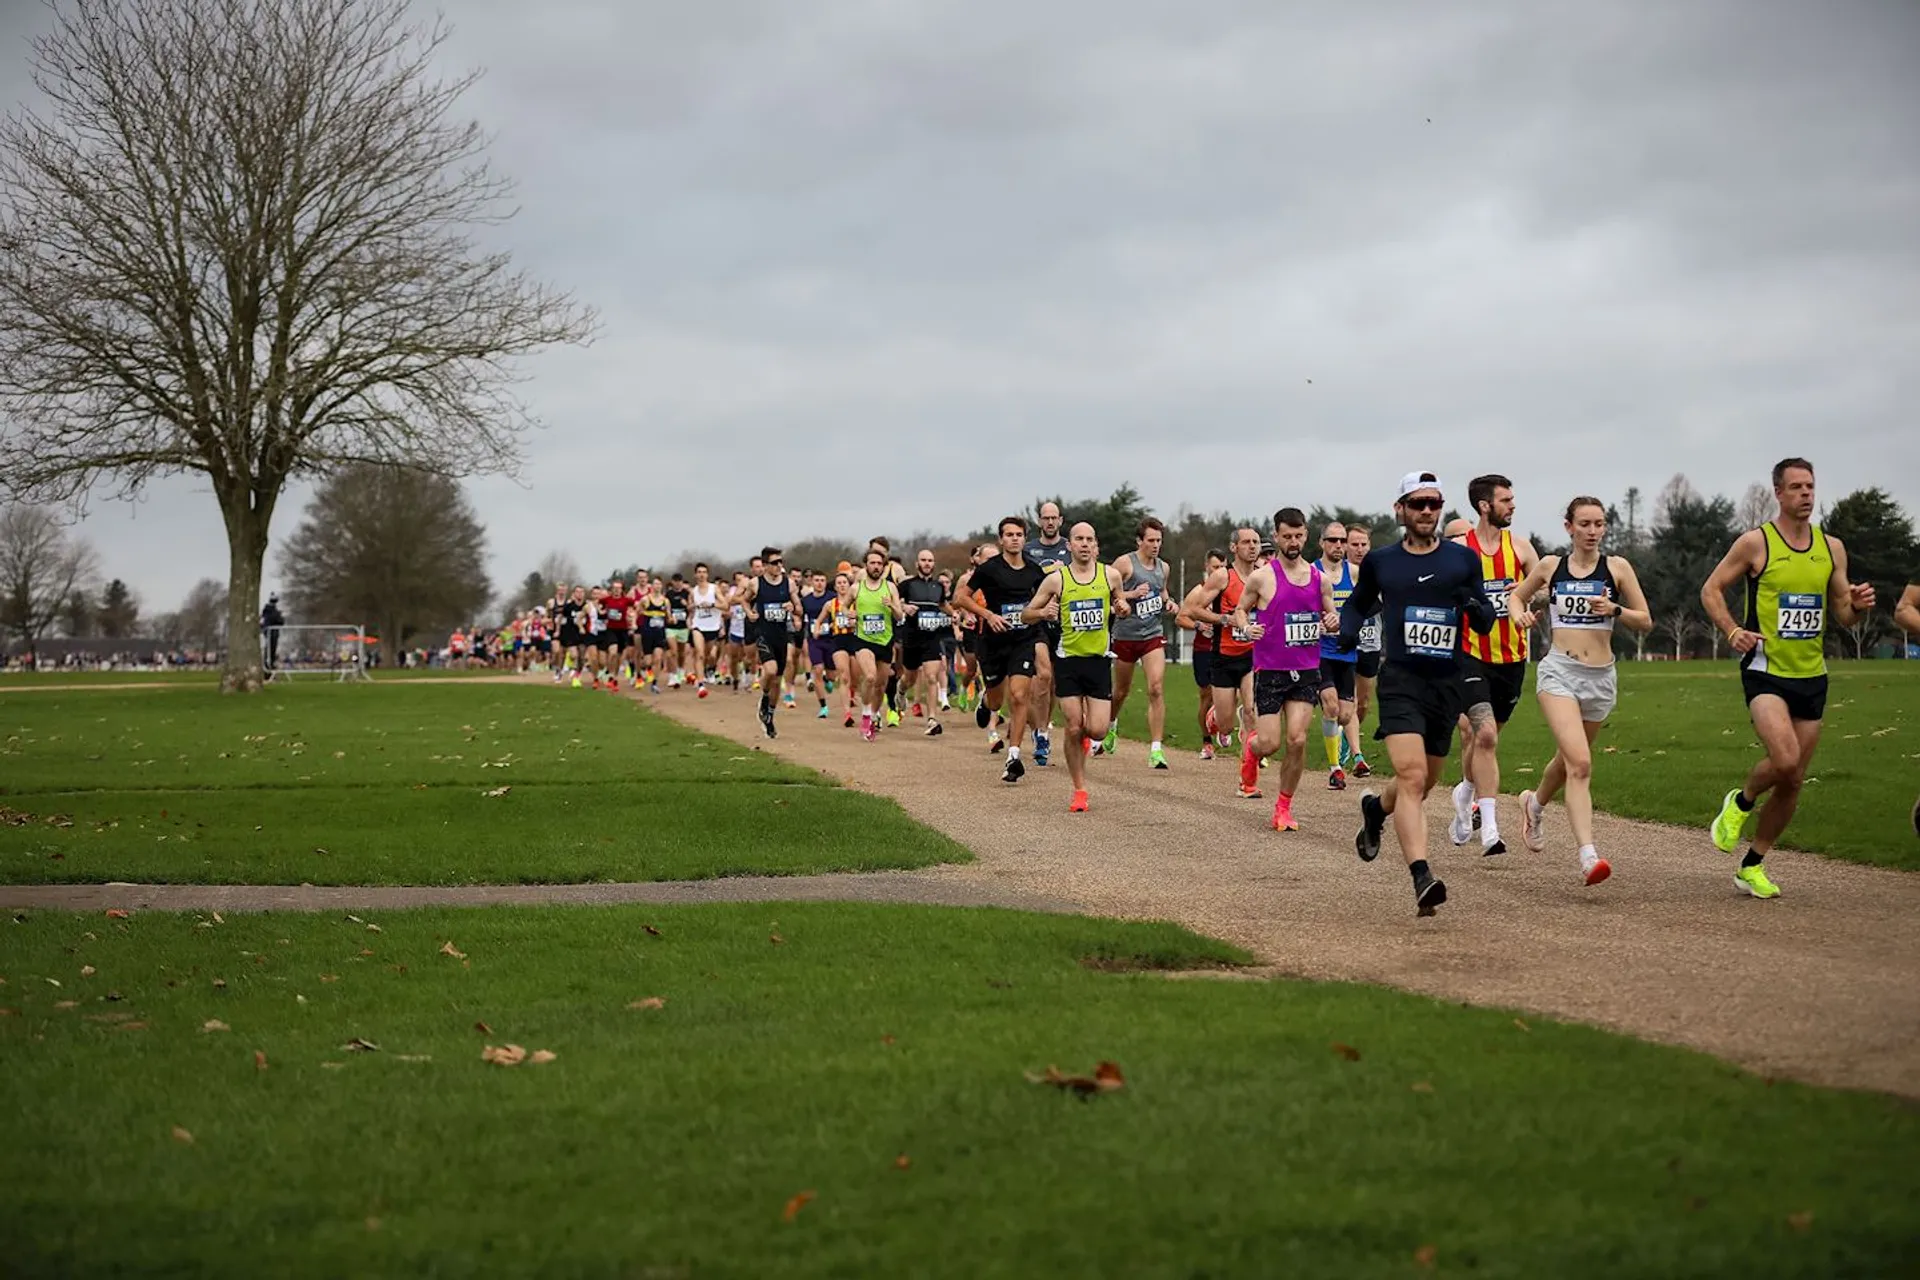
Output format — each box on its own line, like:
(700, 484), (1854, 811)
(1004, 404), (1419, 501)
(1397, 470), (1444, 500)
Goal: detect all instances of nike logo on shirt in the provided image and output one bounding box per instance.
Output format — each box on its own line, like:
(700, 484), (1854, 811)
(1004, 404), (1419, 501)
(1418, 574), (1435, 582)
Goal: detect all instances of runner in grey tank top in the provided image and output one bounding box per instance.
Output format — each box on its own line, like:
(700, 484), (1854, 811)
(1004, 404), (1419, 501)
(1105, 517), (1175, 769)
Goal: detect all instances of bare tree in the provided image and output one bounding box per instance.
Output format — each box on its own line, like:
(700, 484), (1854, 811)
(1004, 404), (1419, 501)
(175, 577), (229, 651)
(0, 505), (98, 662)
(1736, 483), (1775, 530)
(0, 0), (594, 692)
(278, 463), (491, 666)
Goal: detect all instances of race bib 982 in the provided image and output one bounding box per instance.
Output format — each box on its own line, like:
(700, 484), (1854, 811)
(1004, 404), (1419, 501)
(1553, 579), (1608, 627)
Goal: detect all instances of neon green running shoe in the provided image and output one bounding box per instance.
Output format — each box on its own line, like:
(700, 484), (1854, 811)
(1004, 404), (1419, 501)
(1102, 727), (1119, 756)
(1711, 788), (1755, 853)
(1147, 747), (1169, 771)
(1734, 863), (1781, 899)
(886, 708), (902, 727)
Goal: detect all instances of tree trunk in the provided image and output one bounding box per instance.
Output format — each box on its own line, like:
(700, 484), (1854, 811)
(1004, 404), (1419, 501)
(382, 613), (402, 669)
(219, 499), (272, 694)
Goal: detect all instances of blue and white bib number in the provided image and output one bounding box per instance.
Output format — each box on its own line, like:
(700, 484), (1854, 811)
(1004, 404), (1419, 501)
(859, 614), (888, 637)
(1358, 617), (1381, 651)
(1282, 611), (1320, 648)
(1776, 593), (1824, 640)
(1402, 606), (1458, 658)
(1482, 576), (1514, 606)
(762, 603), (788, 623)
(1068, 598), (1105, 632)
(998, 602), (1028, 630)
(1133, 592), (1163, 619)
(1553, 580), (1608, 627)
(916, 611), (949, 632)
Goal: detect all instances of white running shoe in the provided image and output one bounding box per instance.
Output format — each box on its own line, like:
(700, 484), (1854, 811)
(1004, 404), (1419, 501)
(1519, 790), (1546, 853)
(1449, 779), (1475, 846)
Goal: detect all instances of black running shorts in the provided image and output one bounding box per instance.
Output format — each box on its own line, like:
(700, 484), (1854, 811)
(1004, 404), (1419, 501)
(1191, 647), (1213, 688)
(1208, 649), (1253, 690)
(1356, 651), (1381, 679)
(1318, 659), (1356, 701)
(1374, 662), (1467, 759)
(1052, 654), (1112, 701)
(1254, 667), (1321, 715)
(978, 633), (1038, 687)
(1741, 668), (1827, 722)
(752, 624), (788, 672)
(1459, 654), (1526, 725)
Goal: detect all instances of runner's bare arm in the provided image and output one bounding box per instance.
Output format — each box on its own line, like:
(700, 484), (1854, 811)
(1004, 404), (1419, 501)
(1895, 583), (1920, 638)
(1230, 566), (1272, 640)
(1181, 568), (1230, 627)
(1507, 555), (1557, 628)
(1104, 564), (1133, 616)
(1608, 557), (1655, 634)
(1020, 574), (1063, 625)
(1701, 529), (1765, 649)
(1825, 535), (1874, 626)
(888, 584), (908, 620)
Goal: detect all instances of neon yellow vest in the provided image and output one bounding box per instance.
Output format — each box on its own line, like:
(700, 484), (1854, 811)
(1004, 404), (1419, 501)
(1743, 522), (1831, 679)
(854, 578), (893, 647)
(1056, 562), (1112, 658)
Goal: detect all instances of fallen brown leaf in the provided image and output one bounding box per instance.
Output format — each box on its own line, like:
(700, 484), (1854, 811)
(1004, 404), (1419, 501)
(365, 924), (382, 934)
(881, 1034), (897, 1046)
(365, 1216), (381, 1232)
(783, 1190), (815, 1223)
(79, 965), (96, 977)
(358, 948), (375, 958)
(1787, 1211), (1813, 1233)
(343, 1037), (380, 1052)
(439, 941), (466, 960)
(254, 1050), (268, 1071)
(482, 785), (510, 798)
(114, 1020), (149, 1031)
(769, 932), (785, 945)
(319, 974), (340, 983)
(105, 909), (130, 920)
(51, 1000), (77, 1010)
(1331, 1042), (1361, 1062)
(1026, 1060), (1126, 1097)
(528, 1049), (557, 1065)
(473, 1020), (492, 1035)
(201, 1019), (230, 1033)
(481, 1043), (527, 1066)
(171, 1125), (194, 1145)
(0, 1007), (19, 1016)
(396, 1053), (432, 1063)
(642, 924), (662, 937)
(1513, 1018), (1531, 1032)
(1411, 1081), (1434, 1094)
(212, 978), (226, 989)
(893, 1154), (911, 1171)
(1414, 1243), (1437, 1268)
(628, 997), (667, 1011)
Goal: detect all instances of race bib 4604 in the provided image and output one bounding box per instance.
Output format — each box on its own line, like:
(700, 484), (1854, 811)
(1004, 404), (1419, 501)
(1402, 606), (1458, 658)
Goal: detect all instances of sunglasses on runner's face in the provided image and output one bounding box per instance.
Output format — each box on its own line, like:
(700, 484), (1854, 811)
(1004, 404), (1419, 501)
(1402, 497), (1444, 512)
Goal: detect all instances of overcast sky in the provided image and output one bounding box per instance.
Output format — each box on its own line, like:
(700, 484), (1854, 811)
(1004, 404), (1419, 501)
(4, 0), (1917, 612)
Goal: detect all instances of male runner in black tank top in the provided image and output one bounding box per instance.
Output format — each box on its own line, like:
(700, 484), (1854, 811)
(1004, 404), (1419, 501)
(899, 548), (952, 737)
(746, 546), (801, 739)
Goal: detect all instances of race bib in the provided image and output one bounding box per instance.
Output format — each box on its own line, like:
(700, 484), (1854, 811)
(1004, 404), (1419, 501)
(1482, 576), (1514, 605)
(1776, 593), (1824, 640)
(762, 603), (788, 623)
(1282, 611), (1320, 648)
(1229, 626), (1251, 643)
(859, 614), (888, 637)
(669, 609), (687, 624)
(1134, 593), (1163, 619)
(916, 611), (949, 631)
(1402, 606), (1458, 658)
(1068, 597), (1105, 632)
(605, 607), (625, 625)
(1358, 618), (1381, 650)
(1554, 579), (1609, 627)
(998, 602), (1028, 629)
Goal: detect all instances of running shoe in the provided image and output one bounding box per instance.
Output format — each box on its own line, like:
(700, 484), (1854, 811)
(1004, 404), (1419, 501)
(925, 720), (943, 737)
(1414, 869), (1448, 917)
(1033, 733), (1051, 767)
(1734, 863), (1780, 899)
(1583, 857), (1612, 887)
(758, 701), (777, 740)
(1327, 766), (1347, 791)
(1148, 747), (1169, 770)
(1102, 727), (1119, 756)
(1518, 790), (1546, 852)
(886, 709), (902, 728)
(783, 692), (796, 708)
(1199, 742), (1215, 762)
(1355, 793), (1386, 862)
(1002, 756), (1025, 784)
(843, 713), (856, 728)
(696, 686), (709, 700)
(860, 715), (876, 743)
(1239, 743), (1260, 797)
(1069, 789), (1089, 813)
(911, 702), (924, 719)
(816, 705), (829, 719)
(975, 702), (991, 730)
(1711, 788), (1755, 853)
(1271, 793), (1298, 831)
(1205, 705), (1219, 737)
(988, 735), (1005, 754)
(1482, 839), (1507, 858)
(607, 679), (619, 693)
(1448, 781), (1474, 845)
(1351, 757), (1373, 779)
(570, 676), (582, 689)
(1083, 735), (1095, 756)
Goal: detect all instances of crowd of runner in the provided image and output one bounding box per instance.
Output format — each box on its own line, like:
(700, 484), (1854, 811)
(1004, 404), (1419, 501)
(478, 460), (1902, 917)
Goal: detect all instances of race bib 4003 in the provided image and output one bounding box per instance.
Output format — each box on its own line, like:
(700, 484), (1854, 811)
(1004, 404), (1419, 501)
(1776, 593), (1824, 640)
(1402, 606), (1458, 658)
(1068, 598), (1105, 632)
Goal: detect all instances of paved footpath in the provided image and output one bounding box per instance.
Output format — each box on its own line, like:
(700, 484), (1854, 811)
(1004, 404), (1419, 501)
(639, 683), (1920, 1098)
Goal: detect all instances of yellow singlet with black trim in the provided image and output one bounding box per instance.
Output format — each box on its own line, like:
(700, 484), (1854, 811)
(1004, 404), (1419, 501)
(1743, 522), (1831, 679)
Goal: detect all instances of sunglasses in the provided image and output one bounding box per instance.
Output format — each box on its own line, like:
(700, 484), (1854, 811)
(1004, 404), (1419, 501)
(1402, 497), (1444, 512)
(768, 558), (783, 566)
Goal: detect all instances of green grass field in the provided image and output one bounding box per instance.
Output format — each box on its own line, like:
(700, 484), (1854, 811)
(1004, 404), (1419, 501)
(2, 902), (1912, 1278)
(1108, 660), (1919, 869)
(0, 684), (967, 885)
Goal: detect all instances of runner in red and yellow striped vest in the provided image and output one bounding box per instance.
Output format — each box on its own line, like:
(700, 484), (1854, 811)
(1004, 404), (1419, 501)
(1451, 474), (1539, 858)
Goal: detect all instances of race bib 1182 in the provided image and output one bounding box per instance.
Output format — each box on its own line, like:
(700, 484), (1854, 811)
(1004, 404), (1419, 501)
(1282, 611), (1320, 648)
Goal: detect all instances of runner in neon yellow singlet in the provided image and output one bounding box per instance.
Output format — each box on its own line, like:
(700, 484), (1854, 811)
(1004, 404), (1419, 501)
(849, 549), (906, 742)
(1700, 457), (1875, 899)
(1022, 522), (1131, 813)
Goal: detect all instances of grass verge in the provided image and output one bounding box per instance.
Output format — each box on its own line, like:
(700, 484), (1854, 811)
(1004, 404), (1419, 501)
(1, 902), (1912, 1277)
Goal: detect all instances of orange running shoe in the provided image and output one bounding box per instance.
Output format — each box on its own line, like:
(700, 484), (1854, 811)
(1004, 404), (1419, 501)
(1069, 789), (1089, 813)
(1238, 743), (1262, 798)
(1271, 792), (1298, 831)
(1584, 858), (1612, 887)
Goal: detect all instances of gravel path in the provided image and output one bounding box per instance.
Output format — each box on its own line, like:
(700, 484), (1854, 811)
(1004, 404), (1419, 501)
(643, 683), (1920, 1098)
